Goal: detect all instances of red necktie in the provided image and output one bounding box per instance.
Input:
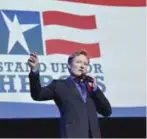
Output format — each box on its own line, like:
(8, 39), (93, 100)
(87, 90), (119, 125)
(86, 83), (93, 93)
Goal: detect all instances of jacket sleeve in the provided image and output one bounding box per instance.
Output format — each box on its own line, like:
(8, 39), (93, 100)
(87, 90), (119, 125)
(91, 87), (112, 117)
(28, 71), (56, 101)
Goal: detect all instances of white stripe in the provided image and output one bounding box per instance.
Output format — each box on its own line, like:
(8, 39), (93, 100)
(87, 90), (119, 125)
(43, 25), (100, 43)
(0, 94), (55, 104)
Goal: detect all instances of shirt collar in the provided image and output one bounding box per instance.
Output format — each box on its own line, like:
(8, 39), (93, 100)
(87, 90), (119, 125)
(69, 74), (85, 84)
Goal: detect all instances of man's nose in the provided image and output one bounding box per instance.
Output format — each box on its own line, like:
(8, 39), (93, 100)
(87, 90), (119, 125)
(80, 65), (84, 69)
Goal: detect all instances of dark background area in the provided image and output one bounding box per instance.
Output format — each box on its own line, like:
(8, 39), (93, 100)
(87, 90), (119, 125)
(0, 117), (146, 138)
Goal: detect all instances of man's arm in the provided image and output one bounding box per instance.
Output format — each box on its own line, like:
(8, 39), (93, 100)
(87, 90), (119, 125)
(85, 75), (112, 117)
(91, 87), (112, 117)
(29, 71), (56, 101)
(28, 52), (56, 101)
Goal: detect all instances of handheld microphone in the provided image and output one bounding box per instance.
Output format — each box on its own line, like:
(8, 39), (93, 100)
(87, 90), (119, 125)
(85, 75), (94, 83)
(82, 74), (94, 83)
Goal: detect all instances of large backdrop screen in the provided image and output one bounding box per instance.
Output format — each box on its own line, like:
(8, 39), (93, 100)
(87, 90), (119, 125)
(0, 0), (146, 118)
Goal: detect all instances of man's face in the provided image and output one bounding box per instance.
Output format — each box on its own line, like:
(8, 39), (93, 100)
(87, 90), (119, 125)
(69, 54), (89, 77)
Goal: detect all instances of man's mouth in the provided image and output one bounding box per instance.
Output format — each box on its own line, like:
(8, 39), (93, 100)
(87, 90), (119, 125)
(79, 69), (83, 72)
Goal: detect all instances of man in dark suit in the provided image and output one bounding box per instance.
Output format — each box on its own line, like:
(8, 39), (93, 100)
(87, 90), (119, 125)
(28, 50), (112, 138)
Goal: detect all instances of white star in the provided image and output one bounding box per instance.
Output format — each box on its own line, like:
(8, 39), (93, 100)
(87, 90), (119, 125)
(1, 11), (39, 54)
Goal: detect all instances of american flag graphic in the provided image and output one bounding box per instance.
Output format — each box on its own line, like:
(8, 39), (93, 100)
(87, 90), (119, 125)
(0, 9), (100, 58)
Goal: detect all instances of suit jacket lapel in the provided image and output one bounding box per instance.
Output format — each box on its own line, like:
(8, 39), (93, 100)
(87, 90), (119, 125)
(64, 77), (84, 102)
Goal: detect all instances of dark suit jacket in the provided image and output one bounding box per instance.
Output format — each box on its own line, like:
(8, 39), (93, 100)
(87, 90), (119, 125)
(29, 71), (112, 138)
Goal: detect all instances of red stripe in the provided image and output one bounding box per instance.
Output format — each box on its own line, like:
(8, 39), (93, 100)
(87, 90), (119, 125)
(45, 40), (100, 58)
(43, 11), (96, 29)
(58, 0), (146, 6)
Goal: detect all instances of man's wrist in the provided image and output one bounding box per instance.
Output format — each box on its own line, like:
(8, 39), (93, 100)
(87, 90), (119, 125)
(31, 68), (39, 74)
